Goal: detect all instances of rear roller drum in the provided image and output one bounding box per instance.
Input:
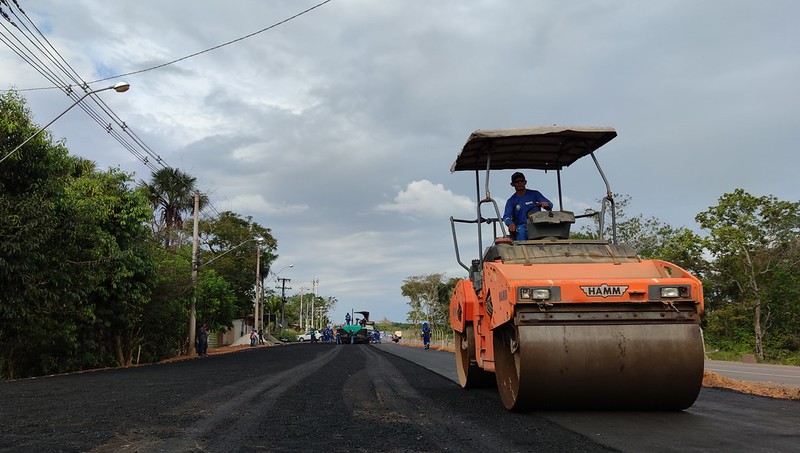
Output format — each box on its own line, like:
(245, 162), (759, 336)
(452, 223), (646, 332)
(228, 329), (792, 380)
(493, 323), (705, 411)
(455, 325), (495, 389)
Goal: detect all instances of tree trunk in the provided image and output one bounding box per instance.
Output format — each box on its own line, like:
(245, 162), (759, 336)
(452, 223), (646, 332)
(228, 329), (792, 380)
(4, 348), (15, 380)
(753, 296), (764, 360)
(114, 334), (126, 367)
(749, 268), (765, 361)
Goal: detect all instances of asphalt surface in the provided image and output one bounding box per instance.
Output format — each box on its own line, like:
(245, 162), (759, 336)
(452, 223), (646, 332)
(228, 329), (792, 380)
(0, 344), (610, 452)
(1, 343), (797, 452)
(374, 343), (800, 453)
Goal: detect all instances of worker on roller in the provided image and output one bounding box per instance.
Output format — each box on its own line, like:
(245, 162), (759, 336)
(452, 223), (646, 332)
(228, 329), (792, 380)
(503, 171), (552, 241)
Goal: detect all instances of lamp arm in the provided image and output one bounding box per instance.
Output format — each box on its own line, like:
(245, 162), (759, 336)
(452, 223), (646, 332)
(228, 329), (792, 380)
(1, 86), (115, 164)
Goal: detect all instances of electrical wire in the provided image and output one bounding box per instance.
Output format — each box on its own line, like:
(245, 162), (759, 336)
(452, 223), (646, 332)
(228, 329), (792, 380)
(1, 1), (169, 171)
(2, 0), (334, 217)
(3, 0), (334, 92)
(91, 0), (334, 85)
(2, 0), (334, 172)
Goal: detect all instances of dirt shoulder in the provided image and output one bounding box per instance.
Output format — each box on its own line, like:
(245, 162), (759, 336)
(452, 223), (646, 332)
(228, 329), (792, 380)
(703, 370), (800, 400)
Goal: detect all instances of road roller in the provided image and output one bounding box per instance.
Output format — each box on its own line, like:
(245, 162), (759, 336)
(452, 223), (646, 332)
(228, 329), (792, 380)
(449, 126), (705, 410)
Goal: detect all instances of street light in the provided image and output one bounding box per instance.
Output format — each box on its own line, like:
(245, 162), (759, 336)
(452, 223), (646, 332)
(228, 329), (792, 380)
(269, 264), (294, 280)
(0, 82), (130, 164)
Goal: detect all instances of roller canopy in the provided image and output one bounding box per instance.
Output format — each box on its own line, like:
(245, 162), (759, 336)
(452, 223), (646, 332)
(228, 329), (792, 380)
(450, 126), (617, 172)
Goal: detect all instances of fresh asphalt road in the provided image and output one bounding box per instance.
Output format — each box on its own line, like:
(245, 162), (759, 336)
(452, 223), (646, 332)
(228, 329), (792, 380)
(1, 341), (796, 452)
(373, 343), (800, 453)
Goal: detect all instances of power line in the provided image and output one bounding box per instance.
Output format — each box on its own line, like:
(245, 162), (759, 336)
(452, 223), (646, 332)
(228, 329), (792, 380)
(3, 0), (335, 92)
(91, 0), (334, 85)
(0, 1), (169, 171)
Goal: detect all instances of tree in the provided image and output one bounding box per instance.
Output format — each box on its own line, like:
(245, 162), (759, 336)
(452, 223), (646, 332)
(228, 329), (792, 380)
(401, 273), (451, 328)
(576, 193), (709, 278)
(263, 294), (283, 334)
(195, 269), (237, 333)
(577, 193), (633, 241)
(138, 245), (192, 360)
(696, 189), (800, 360)
(196, 211), (277, 318)
(62, 167), (157, 367)
(284, 293), (337, 330)
(1, 91), (76, 378)
(140, 167), (206, 248)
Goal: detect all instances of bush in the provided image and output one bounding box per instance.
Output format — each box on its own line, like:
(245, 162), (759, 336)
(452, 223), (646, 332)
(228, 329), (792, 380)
(278, 330), (297, 342)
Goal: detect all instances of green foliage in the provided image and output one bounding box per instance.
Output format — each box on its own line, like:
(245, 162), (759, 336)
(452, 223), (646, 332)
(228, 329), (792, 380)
(1, 93), (87, 377)
(697, 189), (800, 359)
(702, 304), (753, 351)
(138, 245), (191, 361)
(62, 167), (157, 367)
(278, 330), (297, 342)
(196, 269), (237, 332)
(400, 273), (453, 329)
(283, 292), (336, 331)
(140, 167), (206, 248)
(196, 211), (277, 317)
(374, 317), (396, 331)
(431, 187), (800, 365)
(1, 91), (159, 376)
(1, 91), (296, 377)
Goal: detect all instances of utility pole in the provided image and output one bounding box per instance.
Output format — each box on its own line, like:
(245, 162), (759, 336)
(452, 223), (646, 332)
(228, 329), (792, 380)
(277, 277), (292, 332)
(189, 191), (200, 355)
(312, 278), (319, 329)
(299, 287), (306, 331)
(254, 245), (261, 334)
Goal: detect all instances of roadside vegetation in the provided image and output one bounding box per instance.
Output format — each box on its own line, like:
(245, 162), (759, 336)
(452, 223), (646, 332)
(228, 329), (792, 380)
(0, 92), (336, 379)
(402, 196), (800, 366)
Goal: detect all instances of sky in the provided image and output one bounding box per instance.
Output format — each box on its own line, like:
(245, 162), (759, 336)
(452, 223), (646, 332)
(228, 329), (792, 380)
(2, 0), (799, 323)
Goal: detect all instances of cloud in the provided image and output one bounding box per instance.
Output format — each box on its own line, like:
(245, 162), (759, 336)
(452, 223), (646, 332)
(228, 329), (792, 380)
(224, 194), (308, 216)
(376, 180), (473, 219)
(4, 0), (799, 322)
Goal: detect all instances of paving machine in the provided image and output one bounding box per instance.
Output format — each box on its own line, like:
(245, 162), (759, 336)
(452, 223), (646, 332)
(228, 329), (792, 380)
(449, 126), (705, 410)
(338, 311), (375, 344)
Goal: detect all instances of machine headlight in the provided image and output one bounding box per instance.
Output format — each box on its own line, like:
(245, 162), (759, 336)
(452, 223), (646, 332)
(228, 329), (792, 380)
(531, 288), (551, 300)
(520, 287), (551, 300)
(660, 287), (680, 298)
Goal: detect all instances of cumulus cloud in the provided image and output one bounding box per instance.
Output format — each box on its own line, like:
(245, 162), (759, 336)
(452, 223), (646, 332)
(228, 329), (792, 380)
(376, 180), (473, 219)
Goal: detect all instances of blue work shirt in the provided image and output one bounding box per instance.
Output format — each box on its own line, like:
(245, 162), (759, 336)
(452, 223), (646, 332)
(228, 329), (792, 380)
(503, 189), (553, 227)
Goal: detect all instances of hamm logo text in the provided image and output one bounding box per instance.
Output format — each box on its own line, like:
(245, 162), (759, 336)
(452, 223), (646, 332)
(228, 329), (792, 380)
(580, 284), (629, 298)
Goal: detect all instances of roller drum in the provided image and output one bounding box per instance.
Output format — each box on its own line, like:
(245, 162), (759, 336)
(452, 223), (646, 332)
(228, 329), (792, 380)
(494, 323), (704, 410)
(456, 325), (495, 389)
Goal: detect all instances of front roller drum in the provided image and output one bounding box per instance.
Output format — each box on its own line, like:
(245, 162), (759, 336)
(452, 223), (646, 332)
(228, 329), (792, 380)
(494, 323), (704, 410)
(455, 325), (495, 388)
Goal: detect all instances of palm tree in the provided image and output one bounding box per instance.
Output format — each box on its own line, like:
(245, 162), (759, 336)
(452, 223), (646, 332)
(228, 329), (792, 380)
(66, 156), (97, 178)
(140, 167), (206, 248)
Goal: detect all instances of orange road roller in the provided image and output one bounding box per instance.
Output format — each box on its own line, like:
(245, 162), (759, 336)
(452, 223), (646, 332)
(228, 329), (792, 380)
(449, 126), (705, 410)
